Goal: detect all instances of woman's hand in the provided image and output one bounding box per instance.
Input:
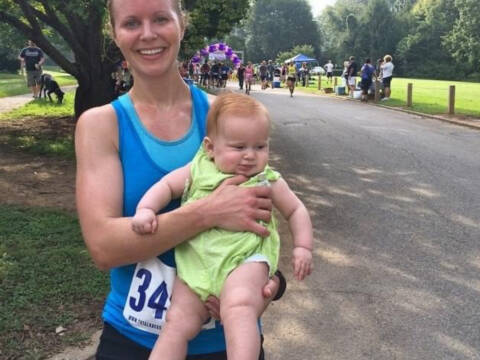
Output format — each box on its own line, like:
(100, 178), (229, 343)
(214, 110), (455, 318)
(204, 175), (273, 237)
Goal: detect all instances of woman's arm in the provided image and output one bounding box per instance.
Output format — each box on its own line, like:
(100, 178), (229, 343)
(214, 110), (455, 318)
(75, 105), (273, 270)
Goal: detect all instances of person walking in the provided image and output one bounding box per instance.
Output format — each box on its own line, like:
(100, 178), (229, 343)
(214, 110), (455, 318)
(341, 60), (350, 89)
(259, 60), (268, 90)
(381, 55), (394, 101)
(200, 61), (210, 87)
(267, 60), (275, 89)
(281, 63), (288, 84)
(245, 61), (254, 95)
(299, 62), (309, 87)
(347, 56), (358, 97)
(286, 62), (297, 97)
(18, 40), (45, 99)
(237, 63), (245, 90)
(75, 0), (284, 358)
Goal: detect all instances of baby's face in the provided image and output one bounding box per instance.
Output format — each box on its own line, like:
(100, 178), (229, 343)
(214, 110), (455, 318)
(206, 113), (270, 177)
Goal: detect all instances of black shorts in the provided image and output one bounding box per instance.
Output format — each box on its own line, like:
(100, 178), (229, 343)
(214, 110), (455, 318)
(361, 78), (372, 93)
(287, 75), (296, 82)
(382, 76), (392, 88)
(260, 74), (267, 81)
(326, 72), (333, 78)
(96, 322), (265, 360)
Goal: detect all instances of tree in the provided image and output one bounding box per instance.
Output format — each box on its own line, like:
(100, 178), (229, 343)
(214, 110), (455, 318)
(317, 0), (364, 64)
(0, 0), (120, 118)
(395, 0), (462, 78)
(0, 23), (27, 72)
(181, 0), (250, 56)
(276, 44), (316, 64)
(318, 0), (402, 66)
(0, 0), (250, 118)
(245, 0), (321, 63)
(443, 0), (480, 71)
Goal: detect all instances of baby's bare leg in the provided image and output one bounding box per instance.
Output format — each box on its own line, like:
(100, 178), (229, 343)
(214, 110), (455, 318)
(149, 277), (208, 360)
(220, 262), (269, 360)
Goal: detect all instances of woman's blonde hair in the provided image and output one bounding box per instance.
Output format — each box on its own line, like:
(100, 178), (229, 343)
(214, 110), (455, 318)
(107, 0), (186, 33)
(384, 55), (392, 62)
(206, 92), (270, 137)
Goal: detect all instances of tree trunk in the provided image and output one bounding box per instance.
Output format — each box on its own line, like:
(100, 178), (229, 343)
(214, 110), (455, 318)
(74, 76), (115, 120)
(73, 62), (116, 119)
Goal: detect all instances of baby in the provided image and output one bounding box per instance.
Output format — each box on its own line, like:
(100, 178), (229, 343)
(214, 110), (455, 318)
(132, 92), (314, 360)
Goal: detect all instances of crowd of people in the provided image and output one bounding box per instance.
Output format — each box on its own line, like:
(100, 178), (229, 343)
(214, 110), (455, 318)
(341, 54), (395, 102)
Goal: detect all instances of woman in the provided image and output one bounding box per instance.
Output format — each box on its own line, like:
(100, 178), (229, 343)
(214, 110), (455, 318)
(75, 0), (283, 358)
(381, 55), (394, 101)
(286, 62), (296, 97)
(244, 61), (254, 95)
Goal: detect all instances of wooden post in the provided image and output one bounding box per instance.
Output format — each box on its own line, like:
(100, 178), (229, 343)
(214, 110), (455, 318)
(448, 85), (455, 115)
(374, 80), (380, 103)
(407, 83), (413, 107)
(334, 77), (337, 87)
(317, 75), (322, 90)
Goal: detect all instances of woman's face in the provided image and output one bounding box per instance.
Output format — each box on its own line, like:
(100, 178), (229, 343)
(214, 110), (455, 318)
(110, 0), (184, 79)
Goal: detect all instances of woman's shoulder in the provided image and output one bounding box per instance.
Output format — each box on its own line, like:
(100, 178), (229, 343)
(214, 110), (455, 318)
(76, 102), (118, 138)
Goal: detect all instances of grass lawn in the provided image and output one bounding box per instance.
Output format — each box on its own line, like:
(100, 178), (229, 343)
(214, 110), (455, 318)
(385, 78), (480, 117)
(0, 67), (77, 98)
(301, 76), (480, 118)
(0, 206), (108, 359)
(0, 93), (109, 358)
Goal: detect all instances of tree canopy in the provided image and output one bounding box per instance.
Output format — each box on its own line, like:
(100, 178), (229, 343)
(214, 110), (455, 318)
(245, 0), (321, 63)
(317, 0), (480, 80)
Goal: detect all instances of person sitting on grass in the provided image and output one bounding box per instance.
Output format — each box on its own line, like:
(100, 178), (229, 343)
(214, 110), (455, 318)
(132, 92), (314, 360)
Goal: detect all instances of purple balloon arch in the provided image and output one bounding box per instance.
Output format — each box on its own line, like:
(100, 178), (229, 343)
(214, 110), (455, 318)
(191, 42), (242, 68)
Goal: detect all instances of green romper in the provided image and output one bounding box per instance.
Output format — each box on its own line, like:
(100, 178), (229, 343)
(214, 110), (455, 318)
(175, 147), (281, 301)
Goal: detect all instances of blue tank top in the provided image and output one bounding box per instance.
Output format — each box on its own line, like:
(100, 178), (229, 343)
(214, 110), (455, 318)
(102, 85), (227, 354)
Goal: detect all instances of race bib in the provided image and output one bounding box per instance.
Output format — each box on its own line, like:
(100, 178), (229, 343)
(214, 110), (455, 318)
(123, 258), (175, 334)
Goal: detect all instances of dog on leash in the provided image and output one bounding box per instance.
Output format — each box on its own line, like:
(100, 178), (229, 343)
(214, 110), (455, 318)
(39, 73), (64, 104)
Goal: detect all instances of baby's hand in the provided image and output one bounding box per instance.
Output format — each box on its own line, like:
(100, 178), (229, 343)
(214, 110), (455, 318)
(292, 247), (313, 281)
(131, 208), (157, 234)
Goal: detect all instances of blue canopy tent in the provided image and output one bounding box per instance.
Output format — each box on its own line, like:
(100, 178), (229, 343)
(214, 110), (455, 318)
(284, 53), (317, 66)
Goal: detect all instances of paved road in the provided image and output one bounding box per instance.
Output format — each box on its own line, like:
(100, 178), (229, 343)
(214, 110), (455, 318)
(0, 92), (36, 114)
(250, 86), (480, 360)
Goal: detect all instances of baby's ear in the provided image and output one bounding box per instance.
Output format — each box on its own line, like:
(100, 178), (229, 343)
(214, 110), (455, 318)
(203, 137), (215, 159)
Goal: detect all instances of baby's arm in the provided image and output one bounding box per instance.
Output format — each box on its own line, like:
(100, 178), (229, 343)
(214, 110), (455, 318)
(271, 178), (313, 281)
(132, 163), (191, 234)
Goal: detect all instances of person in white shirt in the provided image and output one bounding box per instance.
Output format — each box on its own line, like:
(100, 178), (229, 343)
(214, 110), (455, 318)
(324, 60), (334, 83)
(381, 55), (394, 100)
